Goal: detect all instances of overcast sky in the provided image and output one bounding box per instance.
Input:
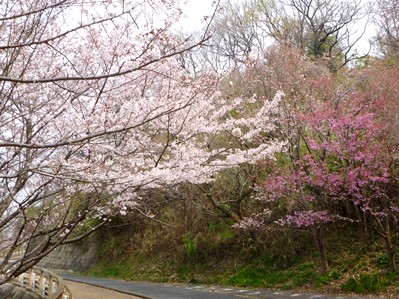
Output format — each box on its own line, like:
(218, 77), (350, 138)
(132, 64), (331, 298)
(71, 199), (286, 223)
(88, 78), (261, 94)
(178, 0), (216, 31)
(178, 0), (375, 55)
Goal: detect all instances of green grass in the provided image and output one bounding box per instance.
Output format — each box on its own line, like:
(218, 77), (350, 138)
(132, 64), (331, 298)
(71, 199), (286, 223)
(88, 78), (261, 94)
(86, 245), (397, 295)
(89, 262), (133, 280)
(341, 274), (390, 293)
(84, 215), (399, 296)
(215, 260), (342, 290)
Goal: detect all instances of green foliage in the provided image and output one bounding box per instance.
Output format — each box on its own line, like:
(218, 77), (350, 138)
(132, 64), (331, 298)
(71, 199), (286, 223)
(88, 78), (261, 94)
(226, 260), (343, 289)
(228, 266), (291, 287)
(329, 270), (342, 280)
(89, 261), (133, 280)
(377, 253), (390, 268)
(183, 234), (198, 256)
(341, 274), (389, 293)
(229, 108), (241, 119)
(208, 219), (236, 240)
(84, 185), (399, 296)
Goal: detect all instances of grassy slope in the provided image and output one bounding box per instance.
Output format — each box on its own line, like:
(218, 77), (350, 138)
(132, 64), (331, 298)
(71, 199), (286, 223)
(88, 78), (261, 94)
(85, 215), (399, 296)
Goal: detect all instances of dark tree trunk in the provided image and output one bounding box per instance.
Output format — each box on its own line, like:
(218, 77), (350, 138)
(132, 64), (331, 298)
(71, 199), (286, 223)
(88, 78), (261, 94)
(313, 226), (328, 273)
(383, 216), (396, 270)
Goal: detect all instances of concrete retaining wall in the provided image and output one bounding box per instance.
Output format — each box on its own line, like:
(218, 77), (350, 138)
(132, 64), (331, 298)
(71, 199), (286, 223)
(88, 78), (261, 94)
(38, 233), (99, 272)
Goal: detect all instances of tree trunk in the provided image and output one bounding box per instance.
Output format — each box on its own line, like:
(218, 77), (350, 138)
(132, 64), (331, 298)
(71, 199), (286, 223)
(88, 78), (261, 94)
(313, 226), (329, 273)
(384, 236), (396, 270)
(383, 216), (396, 270)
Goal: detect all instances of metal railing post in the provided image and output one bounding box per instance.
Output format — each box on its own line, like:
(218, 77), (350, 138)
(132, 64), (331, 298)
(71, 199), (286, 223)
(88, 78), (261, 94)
(40, 273), (47, 298)
(19, 273), (24, 287)
(30, 269), (36, 292)
(13, 266), (73, 299)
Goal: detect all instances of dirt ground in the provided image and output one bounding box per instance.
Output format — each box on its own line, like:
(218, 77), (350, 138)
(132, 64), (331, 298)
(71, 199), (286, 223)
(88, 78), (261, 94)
(65, 280), (142, 299)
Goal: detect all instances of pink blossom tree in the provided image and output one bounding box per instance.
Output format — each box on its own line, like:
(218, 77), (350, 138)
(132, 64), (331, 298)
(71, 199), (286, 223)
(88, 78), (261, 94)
(245, 93), (398, 272)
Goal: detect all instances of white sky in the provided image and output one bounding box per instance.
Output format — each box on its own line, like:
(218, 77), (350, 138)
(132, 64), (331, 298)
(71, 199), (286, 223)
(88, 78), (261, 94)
(178, 0), (216, 31)
(178, 0), (376, 55)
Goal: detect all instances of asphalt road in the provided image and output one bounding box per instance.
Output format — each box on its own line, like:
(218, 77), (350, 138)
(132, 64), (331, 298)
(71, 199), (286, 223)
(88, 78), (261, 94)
(60, 273), (376, 299)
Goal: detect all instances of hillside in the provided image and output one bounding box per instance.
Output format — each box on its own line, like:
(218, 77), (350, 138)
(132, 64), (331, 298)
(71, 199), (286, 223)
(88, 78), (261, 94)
(84, 200), (399, 297)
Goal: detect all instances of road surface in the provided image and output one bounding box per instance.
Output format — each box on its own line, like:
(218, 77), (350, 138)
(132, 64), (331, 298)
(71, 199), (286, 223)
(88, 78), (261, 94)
(61, 273), (376, 299)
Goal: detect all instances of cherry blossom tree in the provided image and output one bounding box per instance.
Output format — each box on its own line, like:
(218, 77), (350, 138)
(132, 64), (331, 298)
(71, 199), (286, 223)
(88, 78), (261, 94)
(0, 0), (286, 285)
